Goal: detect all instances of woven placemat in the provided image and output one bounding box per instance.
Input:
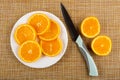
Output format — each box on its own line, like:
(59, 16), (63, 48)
(0, 0), (120, 80)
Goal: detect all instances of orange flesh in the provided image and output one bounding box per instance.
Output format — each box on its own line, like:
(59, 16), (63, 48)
(93, 36), (111, 54)
(29, 14), (49, 34)
(41, 39), (62, 56)
(39, 20), (60, 41)
(83, 18), (99, 36)
(15, 25), (35, 44)
(20, 41), (41, 62)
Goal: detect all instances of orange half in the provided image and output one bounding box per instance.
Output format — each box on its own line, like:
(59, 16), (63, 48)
(39, 20), (60, 41)
(81, 17), (100, 38)
(18, 41), (42, 62)
(40, 38), (62, 57)
(91, 35), (112, 56)
(28, 13), (50, 35)
(14, 24), (36, 45)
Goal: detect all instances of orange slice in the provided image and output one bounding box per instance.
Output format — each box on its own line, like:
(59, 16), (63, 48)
(39, 20), (60, 41)
(18, 41), (42, 62)
(28, 13), (50, 35)
(80, 17), (100, 38)
(91, 35), (112, 56)
(40, 38), (62, 57)
(14, 24), (36, 45)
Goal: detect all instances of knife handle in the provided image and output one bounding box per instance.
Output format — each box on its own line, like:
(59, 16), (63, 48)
(76, 36), (98, 76)
(79, 43), (98, 76)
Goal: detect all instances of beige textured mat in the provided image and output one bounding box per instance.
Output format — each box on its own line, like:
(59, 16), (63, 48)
(0, 0), (120, 79)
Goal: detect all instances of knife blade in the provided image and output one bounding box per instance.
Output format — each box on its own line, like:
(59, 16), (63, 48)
(60, 3), (98, 76)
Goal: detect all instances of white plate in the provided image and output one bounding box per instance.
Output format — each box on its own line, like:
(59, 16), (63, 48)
(10, 11), (68, 68)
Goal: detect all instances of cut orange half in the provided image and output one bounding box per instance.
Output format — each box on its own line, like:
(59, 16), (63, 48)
(28, 13), (50, 35)
(39, 20), (60, 41)
(14, 24), (36, 45)
(40, 38), (62, 57)
(18, 41), (42, 62)
(91, 35), (112, 56)
(80, 17), (100, 38)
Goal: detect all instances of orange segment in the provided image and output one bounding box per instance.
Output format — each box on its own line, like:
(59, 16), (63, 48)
(91, 36), (112, 56)
(80, 17), (100, 38)
(18, 41), (42, 62)
(28, 13), (50, 35)
(14, 24), (36, 45)
(39, 20), (60, 41)
(40, 38), (62, 57)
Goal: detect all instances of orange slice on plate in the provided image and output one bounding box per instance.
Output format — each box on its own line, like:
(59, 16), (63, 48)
(91, 35), (112, 56)
(14, 24), (36, 45)
(18, 41), (42, 62)
(40, 38), (62, 57)
(80, 17), (100, 38)
(39, 20), (60, 41)
(28, 13), (50, 35)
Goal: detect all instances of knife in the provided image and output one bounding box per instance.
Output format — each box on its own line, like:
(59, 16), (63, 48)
(60, 3), (98, 76)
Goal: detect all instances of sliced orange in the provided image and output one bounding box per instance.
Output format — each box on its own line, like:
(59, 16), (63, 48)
(40, 38), (62, 57)
(14, 24), (36, 45)
(18, 41), (42, 62)
(91, 35), (112, 56)
(80, 17), (100, 38)
(39, 20), (60, 41)
(28, 13), (50, 35)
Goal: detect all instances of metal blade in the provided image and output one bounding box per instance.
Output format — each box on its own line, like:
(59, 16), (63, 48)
(61, 3), (79, 41)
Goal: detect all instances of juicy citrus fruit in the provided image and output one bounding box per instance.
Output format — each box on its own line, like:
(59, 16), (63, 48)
(40, 38), (62, 57)
(28, 13), (50, 35)
(39, 20), (60, 41)
(18, 41), (42, 62)
(80, 17), (100, 38)
(14, 24), (36, 45)
(91, 35), (112, 56)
